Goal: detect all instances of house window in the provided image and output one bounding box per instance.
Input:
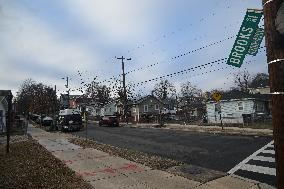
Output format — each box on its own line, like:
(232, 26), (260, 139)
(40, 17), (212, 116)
(133, 108), (136, 112)
(238, 102), (243, 111)
(109, 108), (111, 112)
(155, 104), (159, 110)
(144, 105), (148, 112)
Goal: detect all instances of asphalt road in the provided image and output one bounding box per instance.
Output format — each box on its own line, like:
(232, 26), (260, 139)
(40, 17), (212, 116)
(74, 123), (272, 174)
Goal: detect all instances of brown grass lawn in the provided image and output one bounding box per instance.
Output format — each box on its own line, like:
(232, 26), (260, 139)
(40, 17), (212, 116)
(0, 139), (93, 189)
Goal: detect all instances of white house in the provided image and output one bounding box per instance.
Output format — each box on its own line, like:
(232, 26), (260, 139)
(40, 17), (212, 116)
(0, 96), (8, 132)
(206, 91), (270, 124)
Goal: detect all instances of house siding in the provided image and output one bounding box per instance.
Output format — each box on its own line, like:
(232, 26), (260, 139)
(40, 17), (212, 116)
(137, 97), (164, 115)
(103, 102), (117, 116)
(207, 99), (255, 124)
(0, 101), (6, 132)
(130, 96), (165, 123)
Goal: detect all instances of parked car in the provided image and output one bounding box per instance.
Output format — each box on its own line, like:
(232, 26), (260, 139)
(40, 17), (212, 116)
(99, 116), (119, 127)
(30, 114), (40, 122)
(35, 116), (42, 124)
(57, 109), (83, 132)
(42, 116), (53, 126)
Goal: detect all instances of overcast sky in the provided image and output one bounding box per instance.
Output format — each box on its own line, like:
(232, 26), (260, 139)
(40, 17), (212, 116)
(0, 0), (267, 96)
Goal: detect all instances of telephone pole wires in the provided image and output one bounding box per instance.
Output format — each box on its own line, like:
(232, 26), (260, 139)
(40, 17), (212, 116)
(263, 0), (284, 188)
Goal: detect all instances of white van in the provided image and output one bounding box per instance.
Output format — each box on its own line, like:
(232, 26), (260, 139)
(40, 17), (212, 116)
(57, 109), (83, 131)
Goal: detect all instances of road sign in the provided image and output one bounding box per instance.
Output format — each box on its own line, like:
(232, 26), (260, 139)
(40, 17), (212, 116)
(227, 9), (263, 68)
(247, 27), (265, 56)
(212, 91), (222, 102)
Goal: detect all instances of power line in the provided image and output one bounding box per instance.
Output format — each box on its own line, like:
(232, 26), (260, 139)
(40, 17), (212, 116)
(97, 35), (237, 85)
(128, 49), (266, 89)
(73, 44), (266, 95)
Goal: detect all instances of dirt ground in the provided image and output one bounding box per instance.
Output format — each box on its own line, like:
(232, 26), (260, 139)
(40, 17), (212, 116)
(0, 137), (93, 189)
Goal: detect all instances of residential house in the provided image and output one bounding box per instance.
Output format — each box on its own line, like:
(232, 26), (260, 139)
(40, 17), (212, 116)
(206, 90), (270, 124)
(0, 96), (8, 132)
(0, 90), (12, 133)
(130, 95), (167, 123)
(87, 103), (102, 117)
(102, 101), (123, 116)
(177, 96), (206, 123)
(161, 98), (177, 114)
(68, 95), (81, 108)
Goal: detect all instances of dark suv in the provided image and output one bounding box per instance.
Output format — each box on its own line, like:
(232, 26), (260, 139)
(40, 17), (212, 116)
(99, 116), (119, 127)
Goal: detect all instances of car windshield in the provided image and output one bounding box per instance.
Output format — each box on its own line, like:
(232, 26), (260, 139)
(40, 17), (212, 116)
(61, 114), (82, 123)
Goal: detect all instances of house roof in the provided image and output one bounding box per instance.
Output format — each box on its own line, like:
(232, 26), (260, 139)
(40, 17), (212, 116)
(207, 90), (271, 103)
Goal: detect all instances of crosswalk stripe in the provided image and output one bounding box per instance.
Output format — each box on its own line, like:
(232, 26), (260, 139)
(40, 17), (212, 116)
(251, 156), (275, 163)
(262, 150), (275, 155)
(228, 141), (274, 175)
(239, 164), (276, 176)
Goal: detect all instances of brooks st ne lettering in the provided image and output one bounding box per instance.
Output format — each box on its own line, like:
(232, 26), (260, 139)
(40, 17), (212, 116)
(227, 9), (263, 67)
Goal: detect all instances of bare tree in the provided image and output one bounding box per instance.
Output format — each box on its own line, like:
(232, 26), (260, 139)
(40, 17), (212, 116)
(250, 73), (269, 88)
(16, 79), (58, 115)
(180, 81), (202, 98)
(234, 72), (269, 92)
(85, 81), (111, 108)
(152, 79), (176, 100)
(234, 71), (251, 92)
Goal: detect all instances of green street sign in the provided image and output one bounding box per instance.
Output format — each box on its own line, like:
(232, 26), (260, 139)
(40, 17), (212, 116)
(247, 27), (265, 56)
(227, 9), (263, 68)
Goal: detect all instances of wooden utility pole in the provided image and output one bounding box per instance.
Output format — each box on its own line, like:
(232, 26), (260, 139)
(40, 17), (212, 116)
(117, 56), (131, 118)
(263, 0), (284, 188)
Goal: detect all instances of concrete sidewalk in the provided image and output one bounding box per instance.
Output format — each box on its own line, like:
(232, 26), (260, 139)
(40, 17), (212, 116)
(27, 125), (275, 189)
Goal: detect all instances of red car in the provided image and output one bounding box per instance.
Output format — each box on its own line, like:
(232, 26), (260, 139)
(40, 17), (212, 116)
(99, 116), (119, 127)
